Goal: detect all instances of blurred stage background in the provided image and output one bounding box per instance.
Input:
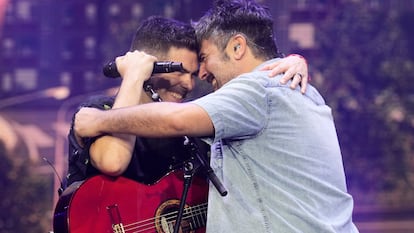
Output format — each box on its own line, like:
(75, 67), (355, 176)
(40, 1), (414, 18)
(0, 0), (413, 232)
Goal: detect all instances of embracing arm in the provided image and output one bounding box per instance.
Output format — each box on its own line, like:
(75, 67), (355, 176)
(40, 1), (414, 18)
(75, 102), (214, 140)
(86, 51), (156, 176)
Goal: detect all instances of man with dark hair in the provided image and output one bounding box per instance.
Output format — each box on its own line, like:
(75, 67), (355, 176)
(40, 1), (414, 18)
(55, 16), (212, 232)
(65, 16), (203, 186)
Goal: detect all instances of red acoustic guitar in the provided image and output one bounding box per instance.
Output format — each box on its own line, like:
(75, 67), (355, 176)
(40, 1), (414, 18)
(53, 171), (209, 233)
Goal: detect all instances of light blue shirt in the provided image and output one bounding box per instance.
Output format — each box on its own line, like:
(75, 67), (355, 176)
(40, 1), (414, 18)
(191, 58), (359, 233)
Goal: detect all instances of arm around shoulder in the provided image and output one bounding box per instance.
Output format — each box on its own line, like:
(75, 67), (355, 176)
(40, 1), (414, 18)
(75, 102), (214, 138)
(170, 102), (215, 137)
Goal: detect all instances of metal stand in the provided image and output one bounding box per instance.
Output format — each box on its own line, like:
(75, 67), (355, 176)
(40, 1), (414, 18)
(145, 84), (227, 232)
(173, 160), (196, 233)
(173, 137), (227, 233)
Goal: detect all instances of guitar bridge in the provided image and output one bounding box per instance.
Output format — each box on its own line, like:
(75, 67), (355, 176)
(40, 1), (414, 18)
(107, 204), (125, 233)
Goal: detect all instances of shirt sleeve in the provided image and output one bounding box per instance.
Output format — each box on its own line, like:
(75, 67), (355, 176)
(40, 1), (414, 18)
(191, 74), (268, 143)
(65, 95), (115, 186)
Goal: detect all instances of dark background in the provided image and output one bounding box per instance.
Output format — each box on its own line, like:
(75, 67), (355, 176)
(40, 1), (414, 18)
(0, 0), (413, 232)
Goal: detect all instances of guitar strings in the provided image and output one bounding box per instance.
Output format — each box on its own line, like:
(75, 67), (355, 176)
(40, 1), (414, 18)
(122, 203), (208, 233)
(122, 207), (207, 233)
(123, 203), (208, 233)
(123, 207), (207, 233)
(123, 203), (207, 229)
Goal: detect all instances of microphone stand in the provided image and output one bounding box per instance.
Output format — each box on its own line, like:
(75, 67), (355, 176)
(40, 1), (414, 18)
(144, 84), (227, 233)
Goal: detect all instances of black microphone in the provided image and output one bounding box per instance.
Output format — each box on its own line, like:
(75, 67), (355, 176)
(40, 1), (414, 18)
(103, 61), (183, 78)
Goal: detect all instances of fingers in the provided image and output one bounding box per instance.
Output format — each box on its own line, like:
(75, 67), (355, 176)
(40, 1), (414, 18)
(299, 73), (308, 94)
(289, 73), (302, 89)
(260, 55), (310, 94)
(268, 65), (284, 77)
(115, 50), (157, 79)
(281, 72), (308, 94)
(260, 60), (283, 76)
(281, 55), (309, 94)
(290, 73), (309, 93)
(279, 68), (295, 84)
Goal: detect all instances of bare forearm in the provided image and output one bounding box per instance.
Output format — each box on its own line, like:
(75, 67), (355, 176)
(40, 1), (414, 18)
(89, 72), (146, 175)
(75, 102), (214, 138)
(103, 102), (212, 137)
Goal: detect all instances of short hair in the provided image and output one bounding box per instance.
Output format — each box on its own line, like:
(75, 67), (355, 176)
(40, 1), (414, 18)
(130, 16), (198, 58)
(193, 0), (281, 60)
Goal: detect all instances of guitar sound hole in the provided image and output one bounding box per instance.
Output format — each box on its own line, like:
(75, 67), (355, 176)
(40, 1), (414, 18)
(155, 199), (194, 233)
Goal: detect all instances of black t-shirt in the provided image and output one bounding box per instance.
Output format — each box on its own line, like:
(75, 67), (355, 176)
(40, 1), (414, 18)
(63, 95), (210, 189)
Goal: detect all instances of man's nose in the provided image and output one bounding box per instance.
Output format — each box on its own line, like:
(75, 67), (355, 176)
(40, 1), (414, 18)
(182, 73), (195, 91)
(198, 63), (210, 81)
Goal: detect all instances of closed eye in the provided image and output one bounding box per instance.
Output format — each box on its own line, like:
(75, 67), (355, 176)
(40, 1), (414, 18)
(199, 54), (206, 63)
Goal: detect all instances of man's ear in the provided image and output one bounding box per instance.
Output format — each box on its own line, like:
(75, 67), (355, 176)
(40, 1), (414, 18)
(229, 34), (247, 60)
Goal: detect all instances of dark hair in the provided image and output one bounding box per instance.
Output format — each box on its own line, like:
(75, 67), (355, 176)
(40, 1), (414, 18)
(193, 0), (281, 60)
(130, 16), (198, 58)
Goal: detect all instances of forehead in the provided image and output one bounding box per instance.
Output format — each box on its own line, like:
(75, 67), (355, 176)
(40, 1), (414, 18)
(200, 39), (217, 54)
(165, 47), (198, 73)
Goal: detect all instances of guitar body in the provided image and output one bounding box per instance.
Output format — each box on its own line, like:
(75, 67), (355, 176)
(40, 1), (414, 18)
(53, 172), (208, 233)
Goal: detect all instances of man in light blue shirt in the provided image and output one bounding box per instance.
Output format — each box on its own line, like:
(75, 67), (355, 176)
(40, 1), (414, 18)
(74, 0), (359, 232)
(193, 60), (357, 232)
